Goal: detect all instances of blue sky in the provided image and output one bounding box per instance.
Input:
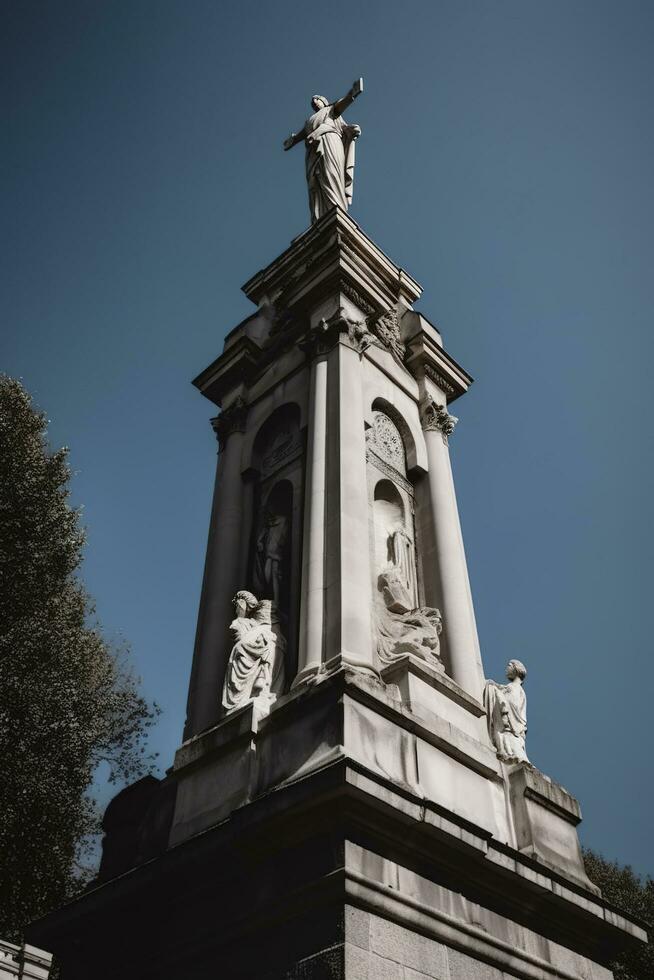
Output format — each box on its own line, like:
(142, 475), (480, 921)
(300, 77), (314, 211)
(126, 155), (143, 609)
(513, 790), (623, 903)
(3, 1), (653, 875)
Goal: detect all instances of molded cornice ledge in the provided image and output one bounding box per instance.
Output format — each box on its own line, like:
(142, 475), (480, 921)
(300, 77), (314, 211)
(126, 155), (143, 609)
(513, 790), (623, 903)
(242, 208), (422, 319)
(192, 335), (262, 406)
(403, 312), (474, 404)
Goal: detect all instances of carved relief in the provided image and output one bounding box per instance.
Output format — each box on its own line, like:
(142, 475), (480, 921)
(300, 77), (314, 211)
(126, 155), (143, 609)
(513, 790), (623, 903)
(424, 364), (455, 396)
(340, 280), (375, 316)
(221, 591), (286, 714)
(301, 306), (379, 358)
(366, 410), (413, 495)
(210, 398), (248, 450)
(371, 478), (443, 670)
(376, 530), (444, 668)
(420, 399), (458, 444)
(484, 661), (529, 764)
(369, 411), (406, 473)
(261, 425), (302, 479)
(369, 307), (405, 361)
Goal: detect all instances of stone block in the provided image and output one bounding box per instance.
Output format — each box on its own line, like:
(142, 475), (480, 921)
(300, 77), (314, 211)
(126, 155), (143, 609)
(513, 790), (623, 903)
(508, 765), (598, 893)
(415, 737), (499, 837)
(345, 907), (370, 951)
(448, 948), (502, 980)
(369, 914), (449, 977)
(345, 698), (419, 792)
(380, 655), (486, 742)
(368, 952), (404, 979)
(290, 945), (345, 979)
(344, 942), (369, 979)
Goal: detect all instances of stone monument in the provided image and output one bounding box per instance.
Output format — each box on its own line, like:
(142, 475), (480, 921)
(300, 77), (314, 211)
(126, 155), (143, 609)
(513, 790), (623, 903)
(30, 80), (647, 979)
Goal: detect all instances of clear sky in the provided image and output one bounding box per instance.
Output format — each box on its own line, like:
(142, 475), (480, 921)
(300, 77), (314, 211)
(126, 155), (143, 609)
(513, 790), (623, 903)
(3, 1), (653, 875)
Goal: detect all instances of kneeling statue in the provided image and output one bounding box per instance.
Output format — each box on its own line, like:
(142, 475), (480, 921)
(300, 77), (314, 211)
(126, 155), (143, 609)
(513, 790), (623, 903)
(221, 590), (286, 714)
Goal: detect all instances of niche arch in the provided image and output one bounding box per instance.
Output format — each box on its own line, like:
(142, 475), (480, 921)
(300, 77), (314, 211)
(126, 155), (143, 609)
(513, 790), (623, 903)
(251, 403), (302, 478)
(246, 402), (305, 687)
(367, 395), (425, 474)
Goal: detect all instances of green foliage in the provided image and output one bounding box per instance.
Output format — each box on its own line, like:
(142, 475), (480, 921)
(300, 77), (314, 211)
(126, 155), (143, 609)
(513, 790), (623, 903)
(0, 377), (159, 941)
(584, 848), (653, 980)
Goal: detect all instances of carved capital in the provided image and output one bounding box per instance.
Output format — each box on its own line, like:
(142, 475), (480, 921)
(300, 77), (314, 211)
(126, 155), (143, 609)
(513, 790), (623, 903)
(368, 307), (406, 361)
(420, 399), (458, 443)
(300, 307), (378, 359)
(210, 398), (248, 450)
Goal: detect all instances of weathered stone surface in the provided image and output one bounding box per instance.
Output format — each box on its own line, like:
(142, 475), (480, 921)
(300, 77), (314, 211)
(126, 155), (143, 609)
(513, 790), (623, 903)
(448, 948), (503, 980)
(345, 908), (370, 951)
(369, 915), (449, 977)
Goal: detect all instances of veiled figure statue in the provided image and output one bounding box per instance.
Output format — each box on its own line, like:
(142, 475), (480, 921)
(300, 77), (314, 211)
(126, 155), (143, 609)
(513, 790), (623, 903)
(221, 591), (286, 714)
(375, 529), (444, 669)
(484, 660), (529, 764)
(283, 79), (363, 223)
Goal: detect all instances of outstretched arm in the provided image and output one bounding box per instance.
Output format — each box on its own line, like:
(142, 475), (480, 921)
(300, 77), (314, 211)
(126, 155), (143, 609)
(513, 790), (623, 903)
(283, 125), (307, 151)
(332, 77), (363, 119)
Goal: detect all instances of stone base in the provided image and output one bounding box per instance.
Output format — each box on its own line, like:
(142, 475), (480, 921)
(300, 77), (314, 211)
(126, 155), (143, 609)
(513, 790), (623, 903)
(29, 670), (644, 979)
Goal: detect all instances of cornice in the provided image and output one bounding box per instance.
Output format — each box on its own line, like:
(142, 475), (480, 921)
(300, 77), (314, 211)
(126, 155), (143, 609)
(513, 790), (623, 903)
(241, 208), (422, 318)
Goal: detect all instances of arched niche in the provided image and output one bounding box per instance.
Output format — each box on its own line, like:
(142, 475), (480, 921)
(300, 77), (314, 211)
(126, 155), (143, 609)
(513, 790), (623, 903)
(253, 479), (293, 620)
(366, 395), (426, 474)
(366, 408), (422, 615)
(251, 403), (302, 480)
(246, 403), (304, 687)
(373, 480), (405, 571)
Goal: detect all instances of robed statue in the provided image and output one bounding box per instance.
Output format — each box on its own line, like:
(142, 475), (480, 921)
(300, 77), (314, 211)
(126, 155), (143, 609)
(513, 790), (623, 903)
(484, 660), (529, 765)
(283, 78), (363, 223)
(221, 591), (286, 714)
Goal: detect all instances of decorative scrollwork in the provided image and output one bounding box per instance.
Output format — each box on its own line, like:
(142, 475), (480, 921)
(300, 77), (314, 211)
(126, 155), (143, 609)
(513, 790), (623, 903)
(424, 365), (455, 396)
(369, 411), (406, 473)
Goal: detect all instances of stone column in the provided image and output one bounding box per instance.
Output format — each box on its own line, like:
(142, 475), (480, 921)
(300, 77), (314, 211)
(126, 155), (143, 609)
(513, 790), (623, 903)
(295, 355), (328, 686)
(183, 403), (247, 738)
(421, 400), (485, 702)
(323, 338), (376, 675)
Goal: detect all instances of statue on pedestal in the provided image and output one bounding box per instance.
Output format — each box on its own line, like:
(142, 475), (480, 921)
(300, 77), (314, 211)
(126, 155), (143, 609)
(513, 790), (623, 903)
(283, 78), (363, 223)
(484, 660), (529, 764)
(221, 591), (286, 713)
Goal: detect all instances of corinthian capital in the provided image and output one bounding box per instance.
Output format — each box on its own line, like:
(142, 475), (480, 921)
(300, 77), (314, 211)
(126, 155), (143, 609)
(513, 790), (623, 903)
(420, 399), (458, 444)
(210, 398), (248, 450)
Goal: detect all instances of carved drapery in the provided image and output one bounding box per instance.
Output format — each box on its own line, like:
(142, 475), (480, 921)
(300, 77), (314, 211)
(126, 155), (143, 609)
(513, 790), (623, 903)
(367, 411), (444, 671)
(221, 591), (286, 714)
(484, 660), (529, 764)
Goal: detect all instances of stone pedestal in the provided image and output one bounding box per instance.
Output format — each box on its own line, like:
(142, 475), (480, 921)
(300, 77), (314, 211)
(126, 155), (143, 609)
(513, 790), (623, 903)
(29, 670), (644, 979)
(29, 211), (647, 977)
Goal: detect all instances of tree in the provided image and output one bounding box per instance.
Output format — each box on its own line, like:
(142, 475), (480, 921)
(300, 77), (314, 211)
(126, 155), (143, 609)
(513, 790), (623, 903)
(584, 848), (653, 980)
(0, 376), (158, 941)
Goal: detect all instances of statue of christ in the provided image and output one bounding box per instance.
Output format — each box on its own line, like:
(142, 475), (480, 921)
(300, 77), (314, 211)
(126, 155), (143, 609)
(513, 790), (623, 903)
(283, 78), (363, 223)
